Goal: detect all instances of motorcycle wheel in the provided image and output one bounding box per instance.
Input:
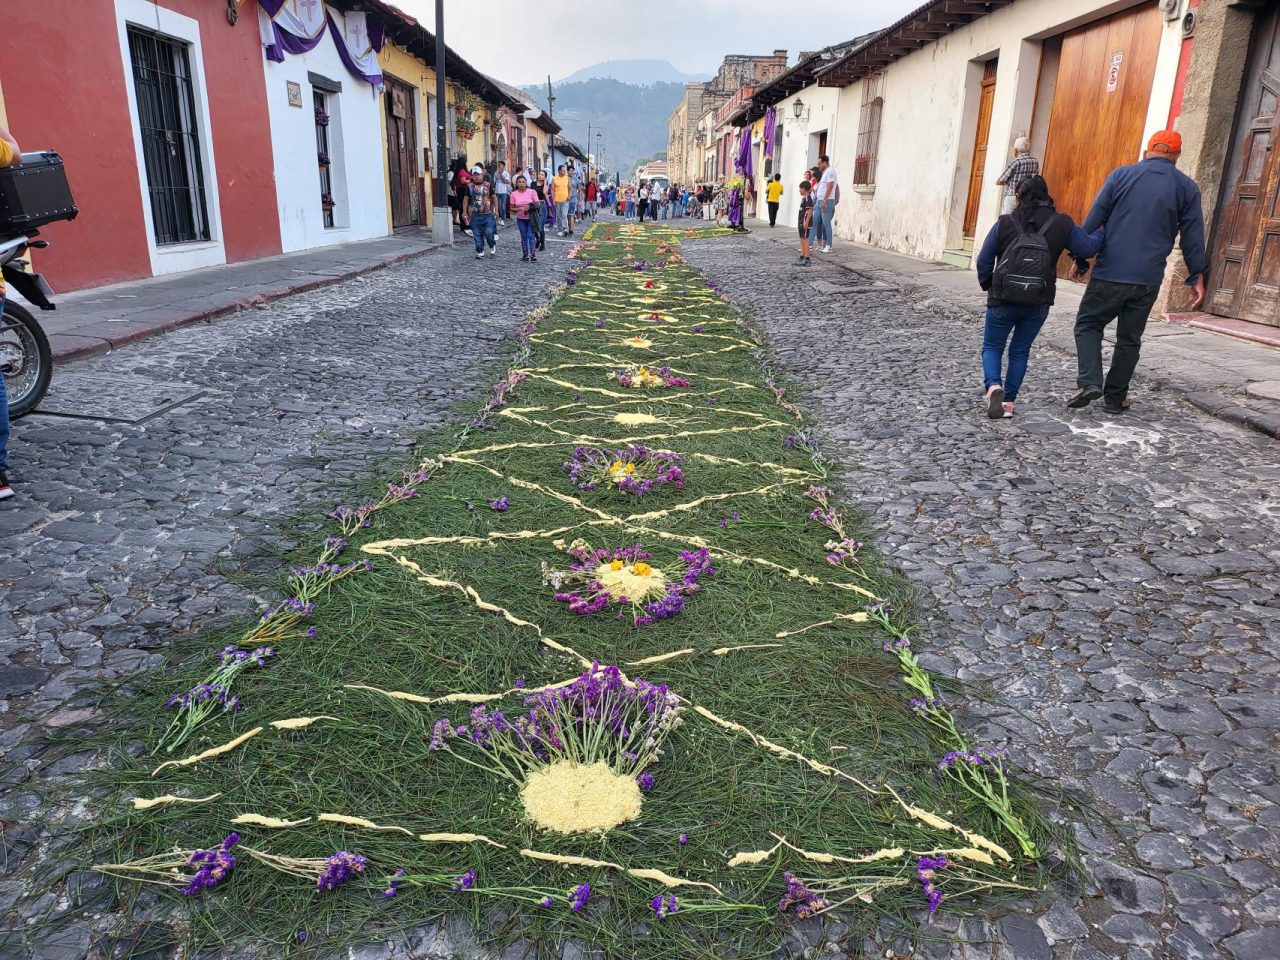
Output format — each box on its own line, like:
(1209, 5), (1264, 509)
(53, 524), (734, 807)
(1, 298), (53, 419)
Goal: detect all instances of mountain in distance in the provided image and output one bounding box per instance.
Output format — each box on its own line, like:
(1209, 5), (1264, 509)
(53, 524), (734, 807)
(546, 60), (712, 87)
(522, 77), (688, 181)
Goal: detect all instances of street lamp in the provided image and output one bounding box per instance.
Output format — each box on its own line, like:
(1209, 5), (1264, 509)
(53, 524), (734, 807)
(792, 97), (805, 119)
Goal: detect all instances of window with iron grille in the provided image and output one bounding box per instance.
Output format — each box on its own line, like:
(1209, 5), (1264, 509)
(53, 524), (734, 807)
(315, 91), (335, 228)
(853, 72), (884, 187)
(127, 26), (210, 245)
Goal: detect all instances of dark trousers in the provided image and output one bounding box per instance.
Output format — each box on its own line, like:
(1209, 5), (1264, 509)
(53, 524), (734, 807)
(767, 201), (779, 226)
(1073, 278), (1161, 402)
(638, 201), (647, 223)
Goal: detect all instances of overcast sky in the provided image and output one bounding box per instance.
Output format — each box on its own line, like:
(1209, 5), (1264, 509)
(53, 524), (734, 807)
(389, 0), (921, 86)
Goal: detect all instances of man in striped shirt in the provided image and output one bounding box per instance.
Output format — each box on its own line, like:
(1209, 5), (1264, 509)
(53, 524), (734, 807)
(996, 138), (1039, 215)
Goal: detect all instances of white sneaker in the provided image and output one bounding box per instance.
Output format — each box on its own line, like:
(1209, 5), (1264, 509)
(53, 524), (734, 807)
(821, 245), (832, 254)
(475, 251), (485, 259)
(488, 246), (496, 257)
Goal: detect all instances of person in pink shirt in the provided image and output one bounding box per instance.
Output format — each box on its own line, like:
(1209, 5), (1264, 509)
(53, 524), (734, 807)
(509, 174), (541, 262)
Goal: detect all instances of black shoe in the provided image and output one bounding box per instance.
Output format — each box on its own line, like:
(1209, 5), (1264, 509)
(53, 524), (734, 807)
(0, 472), (12, 501)
(1103, 400), (1126, 415)
(1067, 386), (1103, 409)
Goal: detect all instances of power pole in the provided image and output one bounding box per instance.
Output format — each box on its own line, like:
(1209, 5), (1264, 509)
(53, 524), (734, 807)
(431, 0), (452, 244)
(547, 75), (556, 174)
(587, 121), (592, 184)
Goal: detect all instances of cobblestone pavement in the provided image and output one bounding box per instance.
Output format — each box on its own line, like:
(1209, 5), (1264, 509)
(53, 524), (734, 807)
(683, 234), (1280, 960)
(0, 233), (567, 959)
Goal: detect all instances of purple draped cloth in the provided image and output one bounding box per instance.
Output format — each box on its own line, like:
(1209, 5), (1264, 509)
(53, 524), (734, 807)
(728, 188), (743, 228)
(762, 106), (777, 158)
(258, 0), (384, 87)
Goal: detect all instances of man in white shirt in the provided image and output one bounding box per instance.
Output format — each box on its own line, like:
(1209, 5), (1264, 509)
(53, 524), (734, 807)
(812, 154), (839, 253)
(494, 160), (511, 225)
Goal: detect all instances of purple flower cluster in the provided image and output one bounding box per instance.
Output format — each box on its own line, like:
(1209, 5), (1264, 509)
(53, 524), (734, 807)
(909, 696), (945, 715)
(386, 483), (421, 500)
(565, 271), (578, 286)
(323, 535), (348, 554)
(330, 503), (375, 529)
(651, 893), (679, 919)
(865, 602), (895, 620)
(549, 543), (714, 626)
(825, 538), (864, 566)
(486, 495), (510, 512)
(883, 636), (911, 652)
(614, 366), (691, 389)
(182, 833), (239, 895)
(632, 260), (648, 271)
(539, 895), (554, 908)
(784, 429), (819, 451)
(570, 882), (591, 912)
(382, 868), (406, 897)
(637, 771), (655, 791)
(563, 446), (684, 497)
(165, 682), (241, 713)
(916, 855), (947, 914)
(717, 511), (741, 529)
(778, 871), (829, 919)
(317, 851), (366, 891)
(595, 320), (605, 329)
(937, 748), (1006, 772)
(220, 644), (273, 668)
(452, 869), (477, 892)
(692, 324), (704, 333)
(807, 506), (837, 528)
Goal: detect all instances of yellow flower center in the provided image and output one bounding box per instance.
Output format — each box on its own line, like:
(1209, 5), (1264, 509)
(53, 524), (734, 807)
(610, 559), (624, 571)
(633, 562), (652, 577)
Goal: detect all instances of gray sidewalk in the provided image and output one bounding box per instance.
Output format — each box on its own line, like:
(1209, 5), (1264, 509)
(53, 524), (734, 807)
(29, 228), (446, 361)
(755, 227), (1280, 439)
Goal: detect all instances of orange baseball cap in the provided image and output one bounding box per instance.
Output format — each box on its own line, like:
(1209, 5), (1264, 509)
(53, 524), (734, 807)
(1147, 130), (1182, 154)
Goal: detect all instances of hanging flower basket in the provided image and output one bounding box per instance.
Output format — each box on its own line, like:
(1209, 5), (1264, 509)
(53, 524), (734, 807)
(320, 193), (336, 212)
(314, 107), (330, 127)
(317, 151), (330, 169)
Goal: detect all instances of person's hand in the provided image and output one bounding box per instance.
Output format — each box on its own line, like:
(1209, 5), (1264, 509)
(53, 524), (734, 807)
(1068, 264), (1084, 283)
(1189, 275), (1206, 310)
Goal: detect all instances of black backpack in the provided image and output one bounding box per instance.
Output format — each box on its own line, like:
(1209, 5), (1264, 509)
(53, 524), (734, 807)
(993, 214), (1056, 304)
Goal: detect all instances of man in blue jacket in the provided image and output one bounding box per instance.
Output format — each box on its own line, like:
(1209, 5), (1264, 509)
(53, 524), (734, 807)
(1067, 130), (1208, 414)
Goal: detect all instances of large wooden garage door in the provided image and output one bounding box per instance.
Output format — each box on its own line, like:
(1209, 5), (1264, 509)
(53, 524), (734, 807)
(1207, 4), (1280, 326)
(1040, 3), (1164, 259)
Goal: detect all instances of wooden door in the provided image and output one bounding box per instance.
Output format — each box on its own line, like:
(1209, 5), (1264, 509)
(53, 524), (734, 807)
(1208, 3), (1280, 325)
(1040, 3), (1163, 257)
(962, 60), (999, 239)
(386, 80), (419, 228)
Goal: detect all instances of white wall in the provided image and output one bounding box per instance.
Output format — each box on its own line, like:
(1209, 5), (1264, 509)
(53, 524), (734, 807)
(759, 85), (842, 230)
(829, 0), (1187, 263)
(261, 17), (388, 253)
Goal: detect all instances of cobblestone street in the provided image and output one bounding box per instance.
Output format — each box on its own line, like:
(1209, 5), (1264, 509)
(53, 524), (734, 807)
(683, 234), (1280, 960)
(2, 225), (1279, 960)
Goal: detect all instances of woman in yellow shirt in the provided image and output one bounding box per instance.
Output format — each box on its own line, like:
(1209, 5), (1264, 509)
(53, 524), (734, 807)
(765, 174), (784, 227)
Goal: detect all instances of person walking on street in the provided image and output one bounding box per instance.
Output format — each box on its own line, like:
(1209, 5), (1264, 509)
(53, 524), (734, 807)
(552, 165), (572, 237)
(765, 174), (783, 227)
(585, 178), (598, 220)
(566, 161), (581, 235)
(510, 174), (540, 262)
(1068, 130), (1208, 414)
(637, 182), (649, 223)
(494, 160), (512, 225)
(795, 178), (814, 267)
(995, 138), (1039, 216)
(649, 183), (660, 221)
(975, 175), (1103, 419)
(463, 165), (498, 259)
(533, 170), (550, 251)
(811, 155), (838, 252)
(0, 121), (21, 501)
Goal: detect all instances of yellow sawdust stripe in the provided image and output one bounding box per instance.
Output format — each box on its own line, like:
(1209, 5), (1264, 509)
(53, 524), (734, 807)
(345, 677), (576, 707)
(772, 834), (905, 866)
(420, 832), (507, 848)
(343, 684), (434, 704)
(689, 453), (816, 477)
(774, 612), (871, 638)
(361, 522), (593, 552)
(527, 361), (758, 391)
(380, 554), (591, 666)
(519, 849), (724, 896)
(232, 814), (311, 828)
(151, 727), (263, 777)
(886, 786), (1012, 862)
(712, 643), (784, 656)
(440, 457), (619, 522)
(131, 793), (221, 810)
(624, 481), (802, 523)
(318, 813), (415, 836)
(269, 716), (339, 730)
(625, 648), (694, 666)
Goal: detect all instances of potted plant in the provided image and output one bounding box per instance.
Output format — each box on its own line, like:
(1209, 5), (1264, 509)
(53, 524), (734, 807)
(456, 116), (477, 140)
(314, 106), (330, 127)
(317, 151), (330, 170)
(321, 192), (335, 212)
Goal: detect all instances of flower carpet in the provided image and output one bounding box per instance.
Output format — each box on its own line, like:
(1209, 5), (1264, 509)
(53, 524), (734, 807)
(87, 224), (1055, 957)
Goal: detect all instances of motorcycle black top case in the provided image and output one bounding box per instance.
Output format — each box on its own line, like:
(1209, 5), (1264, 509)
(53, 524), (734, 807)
(0, 151), (78, 234)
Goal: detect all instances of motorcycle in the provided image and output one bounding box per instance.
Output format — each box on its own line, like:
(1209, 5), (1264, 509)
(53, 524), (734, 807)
(0, 230), (55, 418)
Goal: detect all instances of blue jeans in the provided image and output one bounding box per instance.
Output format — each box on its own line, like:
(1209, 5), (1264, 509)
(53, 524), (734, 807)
(982, 303), (1050, 402)
(497, 193), (509, 220)
(471, 213), (496, 252)
(0, 296), (8, 470)
(810, 199), (836, 247)
(516, 217), (536, 256)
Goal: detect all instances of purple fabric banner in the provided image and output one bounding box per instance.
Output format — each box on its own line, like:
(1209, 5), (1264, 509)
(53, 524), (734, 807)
(257, 1), (384, 86)
(762, 106), (777, 158)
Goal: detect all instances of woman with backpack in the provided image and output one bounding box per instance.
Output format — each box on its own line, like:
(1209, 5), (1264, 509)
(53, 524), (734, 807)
(975, 175), (1102, 419)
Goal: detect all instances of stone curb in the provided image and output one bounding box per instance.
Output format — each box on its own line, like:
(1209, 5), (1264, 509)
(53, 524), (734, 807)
(49, 241), (448, 363)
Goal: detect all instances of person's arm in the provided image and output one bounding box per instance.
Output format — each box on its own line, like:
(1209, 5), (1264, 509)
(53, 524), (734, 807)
(995, 159), (1015, 186)
(1178, 180), (1209, 308)
(975, 221), (1001, 291)
(461, 190), (470, 220)
(1081, 172), (1117, 233)
(0, 123), (20, 167)
(821, 173), (833, 202)
(1066, 221), (1104, 261)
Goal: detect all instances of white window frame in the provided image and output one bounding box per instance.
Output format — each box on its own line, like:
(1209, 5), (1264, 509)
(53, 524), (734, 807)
(115, 0), (225, 275)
